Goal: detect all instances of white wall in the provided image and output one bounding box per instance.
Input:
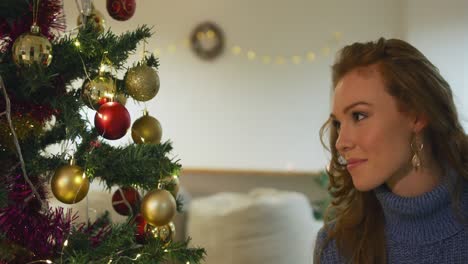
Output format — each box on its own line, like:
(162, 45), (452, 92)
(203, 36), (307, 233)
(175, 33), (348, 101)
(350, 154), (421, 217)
(404, 0), (468, 130)
(64, 0), (404, 171)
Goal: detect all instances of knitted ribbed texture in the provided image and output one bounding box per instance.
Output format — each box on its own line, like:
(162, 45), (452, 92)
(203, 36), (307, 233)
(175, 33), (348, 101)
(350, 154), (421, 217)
(315, 173), (468, 264)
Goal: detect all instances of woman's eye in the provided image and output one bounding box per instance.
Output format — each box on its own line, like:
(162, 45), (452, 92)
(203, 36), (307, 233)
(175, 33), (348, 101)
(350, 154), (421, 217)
(352, 112), (367, 122)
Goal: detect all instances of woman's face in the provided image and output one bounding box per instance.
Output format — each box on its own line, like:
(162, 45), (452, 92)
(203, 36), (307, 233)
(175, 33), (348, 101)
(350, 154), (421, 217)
(331, 66), (417, 191)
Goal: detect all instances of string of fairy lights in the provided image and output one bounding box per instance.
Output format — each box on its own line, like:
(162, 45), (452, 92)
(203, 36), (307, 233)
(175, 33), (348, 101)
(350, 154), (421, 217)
(153, 31), (343, 65)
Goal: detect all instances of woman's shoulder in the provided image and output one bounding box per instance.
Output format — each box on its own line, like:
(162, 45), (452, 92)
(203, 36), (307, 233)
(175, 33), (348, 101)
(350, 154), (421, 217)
(461, 179), (468, 208)
(315, 224), (332, 245)
(314, 223), (345, 263)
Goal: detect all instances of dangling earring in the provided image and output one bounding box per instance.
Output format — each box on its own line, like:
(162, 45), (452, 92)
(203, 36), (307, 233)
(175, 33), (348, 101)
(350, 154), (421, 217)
(410, 135), (424, 170)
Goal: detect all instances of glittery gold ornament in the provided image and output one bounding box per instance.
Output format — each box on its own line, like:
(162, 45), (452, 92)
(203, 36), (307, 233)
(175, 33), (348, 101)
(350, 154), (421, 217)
(125, 65), (160, 101)
(131, 110), (162, 144)
(159, 175), (180, 197)
(12, 24), (52, 67)
(140, 189), (176, 227)
(77, 6), (106, 33)
(145, 222), (176, 246)
(0, 116), (43, 151)
(81, 75), (117, 109)
(51, 159), (89, 204)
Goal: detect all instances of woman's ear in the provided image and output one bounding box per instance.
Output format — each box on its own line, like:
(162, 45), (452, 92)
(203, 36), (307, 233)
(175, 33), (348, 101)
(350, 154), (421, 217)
(411, 113), (429, 133)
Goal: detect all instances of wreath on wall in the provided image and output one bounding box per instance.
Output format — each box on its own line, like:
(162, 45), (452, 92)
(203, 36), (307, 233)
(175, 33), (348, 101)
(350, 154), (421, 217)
(190, 21), (224, 60)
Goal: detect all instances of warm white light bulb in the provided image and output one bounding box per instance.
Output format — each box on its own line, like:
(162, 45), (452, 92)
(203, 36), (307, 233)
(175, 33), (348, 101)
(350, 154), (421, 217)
(247, 51), (256, 60)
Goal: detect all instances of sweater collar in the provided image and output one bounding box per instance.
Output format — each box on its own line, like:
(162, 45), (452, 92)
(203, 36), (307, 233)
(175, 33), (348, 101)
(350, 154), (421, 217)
(374, 169), (465, 245)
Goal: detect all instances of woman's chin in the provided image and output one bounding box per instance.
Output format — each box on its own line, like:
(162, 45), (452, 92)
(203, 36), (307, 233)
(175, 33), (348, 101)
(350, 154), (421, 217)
(351, 177), (381, 192)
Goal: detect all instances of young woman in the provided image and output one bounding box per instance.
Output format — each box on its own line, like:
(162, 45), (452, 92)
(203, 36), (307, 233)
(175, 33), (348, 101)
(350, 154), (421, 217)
(314, 38), (468, 263)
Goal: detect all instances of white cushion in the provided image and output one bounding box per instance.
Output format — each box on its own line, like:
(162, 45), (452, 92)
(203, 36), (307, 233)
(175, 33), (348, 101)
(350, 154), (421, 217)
(187, 188), (322, 264)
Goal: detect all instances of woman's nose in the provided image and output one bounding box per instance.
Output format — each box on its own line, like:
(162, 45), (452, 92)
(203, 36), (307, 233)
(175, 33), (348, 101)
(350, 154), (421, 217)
(335, 126), (354, 154)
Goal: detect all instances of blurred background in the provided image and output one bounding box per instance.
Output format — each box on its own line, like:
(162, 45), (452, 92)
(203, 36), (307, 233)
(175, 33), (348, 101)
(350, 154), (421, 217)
(63, 0), (467, 173)
(54, 1), (467, 262)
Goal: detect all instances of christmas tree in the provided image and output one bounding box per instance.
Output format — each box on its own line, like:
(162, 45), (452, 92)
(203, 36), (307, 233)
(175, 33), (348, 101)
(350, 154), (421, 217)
(0, 0), (205, 263)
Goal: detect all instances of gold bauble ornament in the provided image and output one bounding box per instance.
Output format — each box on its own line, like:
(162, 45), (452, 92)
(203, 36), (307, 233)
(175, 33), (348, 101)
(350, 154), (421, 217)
(0, 116), (43, 151)
(77, 6), (106, 33)
(159, 175), (180, 197)
(51, 159), (90, 204)
(81, 75), (118, 109)
(125, 65), (160, 101)
(140, 189), (176, 227)
(12, 24), (52, 67)
(145, 222), (176, 246)
(131, 110), (162, 144)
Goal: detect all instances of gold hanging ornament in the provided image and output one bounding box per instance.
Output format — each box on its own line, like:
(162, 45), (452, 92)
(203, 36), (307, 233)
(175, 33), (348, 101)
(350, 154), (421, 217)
(145, 222), (176, 246)
(12, 23), (52, 67)
(159, 175), (180, 197)
(77, 3), (106, 33)
(140, 189), (176, 227)
(81, 75), (120, 109)
(51, 158), (90, 204)
(12, 0), (52, 67)
(131, 110), (162, 144)
(125, 64), (160, 101)
(0, 116), (43, 151)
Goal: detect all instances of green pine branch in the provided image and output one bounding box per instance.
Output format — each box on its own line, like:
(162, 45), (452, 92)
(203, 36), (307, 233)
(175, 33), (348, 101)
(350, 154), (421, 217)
(0, 185), (6, 208)
(76, 141), (181, 190)
(63, 221), (205, 264)
(164, 238), (206, 264)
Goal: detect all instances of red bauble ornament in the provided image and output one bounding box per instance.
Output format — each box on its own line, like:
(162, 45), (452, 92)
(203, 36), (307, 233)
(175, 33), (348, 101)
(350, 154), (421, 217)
(132, 214), (148, 244)
(94, 102), (131, 140)
(112, 187), (141, 216)
(106, 0), (136, 21)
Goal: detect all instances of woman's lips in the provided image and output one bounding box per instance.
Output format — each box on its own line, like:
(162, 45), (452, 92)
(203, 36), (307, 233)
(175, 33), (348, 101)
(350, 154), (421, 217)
(346, 159), (367, 170)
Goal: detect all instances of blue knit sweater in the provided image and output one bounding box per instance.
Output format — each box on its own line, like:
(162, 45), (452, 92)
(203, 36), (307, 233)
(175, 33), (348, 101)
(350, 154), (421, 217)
(315, 174), (468, 263)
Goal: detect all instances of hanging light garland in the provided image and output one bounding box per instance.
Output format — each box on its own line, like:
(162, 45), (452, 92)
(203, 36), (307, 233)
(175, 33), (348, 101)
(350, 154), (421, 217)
(153, 31), (343, 66)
